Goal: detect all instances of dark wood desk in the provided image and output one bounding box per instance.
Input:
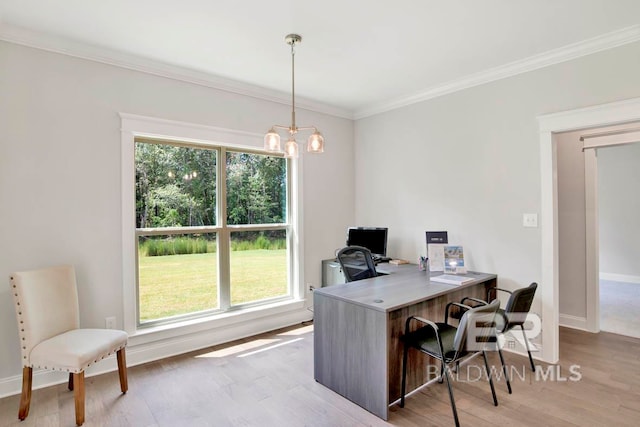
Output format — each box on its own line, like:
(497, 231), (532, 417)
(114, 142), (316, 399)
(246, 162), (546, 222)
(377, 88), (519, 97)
(313, 264), (496, 420)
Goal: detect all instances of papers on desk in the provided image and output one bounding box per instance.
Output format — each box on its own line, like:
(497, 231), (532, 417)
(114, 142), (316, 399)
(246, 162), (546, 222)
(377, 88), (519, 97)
(426, 231), (448, 272)
(430, 274), (475, 286)
(427, 244), (445, 271)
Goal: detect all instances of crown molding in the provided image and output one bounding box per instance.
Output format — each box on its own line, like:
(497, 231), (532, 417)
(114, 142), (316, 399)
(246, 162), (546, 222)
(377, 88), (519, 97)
(0, 23), (353, 120)
(2, 23), (639, 122)
(537, 96), (640, 132)
(354, 25), (640, 119)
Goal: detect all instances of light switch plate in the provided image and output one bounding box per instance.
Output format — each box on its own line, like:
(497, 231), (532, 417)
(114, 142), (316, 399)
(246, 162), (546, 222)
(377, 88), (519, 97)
(523, 213), (538, 228)
(105, 316), (116, 329)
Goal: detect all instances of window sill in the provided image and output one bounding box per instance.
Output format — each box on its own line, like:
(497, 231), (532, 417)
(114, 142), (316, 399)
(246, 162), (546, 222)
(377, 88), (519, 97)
(127, 298), (308, 347)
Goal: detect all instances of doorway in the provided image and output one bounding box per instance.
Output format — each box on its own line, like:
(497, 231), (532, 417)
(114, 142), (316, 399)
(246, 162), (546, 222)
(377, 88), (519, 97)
(537, 96), (640, 364)
(554, 124), (640, 334)
(596, 142), (640, 338)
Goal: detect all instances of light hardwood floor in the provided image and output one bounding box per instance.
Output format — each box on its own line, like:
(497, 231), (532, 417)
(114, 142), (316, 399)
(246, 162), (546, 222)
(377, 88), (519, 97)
(1, 324), (639, 426)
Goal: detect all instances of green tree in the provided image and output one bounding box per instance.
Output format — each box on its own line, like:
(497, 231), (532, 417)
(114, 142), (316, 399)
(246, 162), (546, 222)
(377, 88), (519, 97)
(135, 142), (285, 232)
(135, 143), (217, 228)
(226, 152), (286, 225)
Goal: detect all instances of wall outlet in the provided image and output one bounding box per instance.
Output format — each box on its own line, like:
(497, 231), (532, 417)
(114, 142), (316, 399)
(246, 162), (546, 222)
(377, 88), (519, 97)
(523, 213), (538, 228)
(307, 283), (315, 292)
(105, 316), (117, 329)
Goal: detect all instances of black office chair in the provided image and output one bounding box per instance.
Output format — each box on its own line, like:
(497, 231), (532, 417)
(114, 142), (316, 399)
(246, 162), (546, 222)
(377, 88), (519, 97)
(336, 246), (378, 282)
(400, 299), (500, 427)
(462, 282), (538, 373)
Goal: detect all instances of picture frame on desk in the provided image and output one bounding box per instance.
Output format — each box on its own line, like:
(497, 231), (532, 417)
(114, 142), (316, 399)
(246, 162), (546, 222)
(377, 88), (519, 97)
(443, 245), (467, 274)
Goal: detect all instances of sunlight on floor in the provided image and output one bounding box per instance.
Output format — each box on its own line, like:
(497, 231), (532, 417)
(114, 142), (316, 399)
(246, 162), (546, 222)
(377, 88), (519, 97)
(278, 324), (314, 336)
(238, 337), (304, 358)
(194, 324), (313, 359)
(195, 338), (280, 358)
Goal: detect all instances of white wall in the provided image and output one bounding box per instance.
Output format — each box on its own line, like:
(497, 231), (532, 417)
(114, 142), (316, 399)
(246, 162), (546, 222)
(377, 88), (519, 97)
(354, 41), (640, 323)
(598, 142), (640, 281)
(0, 41), (354, 388)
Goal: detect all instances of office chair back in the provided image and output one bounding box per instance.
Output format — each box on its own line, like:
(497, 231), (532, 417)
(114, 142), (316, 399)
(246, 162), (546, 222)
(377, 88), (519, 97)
(504, 282), (537, 328)
(454, 298), (500, 357)
(336, 246), (378, 282)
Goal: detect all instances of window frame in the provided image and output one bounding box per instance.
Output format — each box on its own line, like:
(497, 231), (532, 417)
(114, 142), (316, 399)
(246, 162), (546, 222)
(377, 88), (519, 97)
(121, 114), (305, 336)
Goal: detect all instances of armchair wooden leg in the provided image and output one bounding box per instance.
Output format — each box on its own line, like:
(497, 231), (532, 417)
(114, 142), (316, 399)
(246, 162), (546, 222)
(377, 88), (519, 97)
(18, 367), (32, 420)
(73, 372), (85, 426)
(117, 348), (128, 393)
(68, 372), (74, 391)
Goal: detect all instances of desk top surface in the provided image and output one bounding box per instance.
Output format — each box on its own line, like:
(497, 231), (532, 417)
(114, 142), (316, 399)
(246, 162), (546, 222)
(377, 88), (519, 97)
(314, 263), (496, 313)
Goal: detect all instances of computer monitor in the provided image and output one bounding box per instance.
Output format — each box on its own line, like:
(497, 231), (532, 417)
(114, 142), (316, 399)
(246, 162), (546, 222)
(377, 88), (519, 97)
(346, 227), (388, 258)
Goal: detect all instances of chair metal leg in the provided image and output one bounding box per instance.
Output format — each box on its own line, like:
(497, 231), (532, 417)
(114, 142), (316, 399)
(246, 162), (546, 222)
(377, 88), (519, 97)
(520, 325), (536, 371)
(497, 348), (512, 394)
(400, 343), (409, 408)
(73, 372), (85, 426)
(442, 363), (460, 427)
(117, 348), (128, 393)
(18, 367), (32, 420)
(482, 351), (498, 406)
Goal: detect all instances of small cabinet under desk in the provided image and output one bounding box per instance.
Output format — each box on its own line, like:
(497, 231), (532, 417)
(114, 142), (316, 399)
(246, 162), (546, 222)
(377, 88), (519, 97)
(321, 259), (345, 286)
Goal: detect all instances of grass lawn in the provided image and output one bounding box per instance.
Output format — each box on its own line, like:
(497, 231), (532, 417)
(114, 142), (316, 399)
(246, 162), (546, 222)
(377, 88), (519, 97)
(138, 249), (287, 322)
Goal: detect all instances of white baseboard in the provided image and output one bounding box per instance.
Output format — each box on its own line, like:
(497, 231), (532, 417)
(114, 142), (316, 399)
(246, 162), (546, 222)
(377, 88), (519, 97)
(559, 313), (589, 331)
(600, 272), (640, 284)
(0, 308), (312, 399)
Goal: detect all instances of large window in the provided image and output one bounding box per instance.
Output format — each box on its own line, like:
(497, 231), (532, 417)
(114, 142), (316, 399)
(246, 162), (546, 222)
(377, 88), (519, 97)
(135, 139), (290, 326)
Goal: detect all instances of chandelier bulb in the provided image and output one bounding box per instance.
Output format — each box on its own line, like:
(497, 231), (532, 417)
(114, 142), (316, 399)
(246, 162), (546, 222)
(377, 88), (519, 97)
(264, 128), (281, 152)
(307, 131), (324, 153)
(284, 138), (299, 158)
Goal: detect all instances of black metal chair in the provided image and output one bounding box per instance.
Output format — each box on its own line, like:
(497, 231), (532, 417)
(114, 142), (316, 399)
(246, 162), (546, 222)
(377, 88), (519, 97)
(462, 282), (538, 373)
(336, 246), (378, 282)
(400, 299), (500, 427)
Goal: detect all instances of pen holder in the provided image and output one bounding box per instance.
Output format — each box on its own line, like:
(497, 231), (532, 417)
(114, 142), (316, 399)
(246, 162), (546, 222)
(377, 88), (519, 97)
(418, 257), (429, 272)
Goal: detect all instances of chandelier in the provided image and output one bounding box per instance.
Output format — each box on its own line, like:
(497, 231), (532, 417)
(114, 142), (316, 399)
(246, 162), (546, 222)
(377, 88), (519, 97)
(264, 34), (324, 158)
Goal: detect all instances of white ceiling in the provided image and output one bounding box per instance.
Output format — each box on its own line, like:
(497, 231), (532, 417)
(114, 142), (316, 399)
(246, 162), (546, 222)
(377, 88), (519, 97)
(1, 0), (639, 118)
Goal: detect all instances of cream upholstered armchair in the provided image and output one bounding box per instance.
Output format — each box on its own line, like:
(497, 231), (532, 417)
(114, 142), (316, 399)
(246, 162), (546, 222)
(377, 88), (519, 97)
(9, 265), (128, 426)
